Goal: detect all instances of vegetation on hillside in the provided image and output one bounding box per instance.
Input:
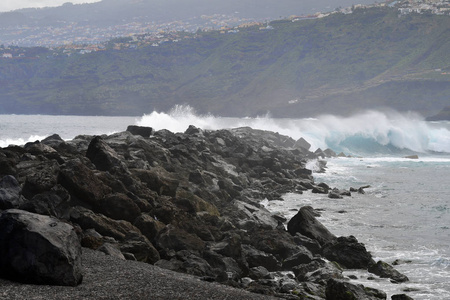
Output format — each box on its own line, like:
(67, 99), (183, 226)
(0, 7), (449, 118)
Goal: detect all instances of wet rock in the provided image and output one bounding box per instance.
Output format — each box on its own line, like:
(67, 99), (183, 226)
(287, 206), (337, 246)
(326, 278), (387, 300)
(0, 209), (82, 286)
(312, 186), (328, 194)
(323, 235), (375, 269)
(368, 260), (409, 283)
(328, 190), (344, 199)
(404, 155), (419, 159)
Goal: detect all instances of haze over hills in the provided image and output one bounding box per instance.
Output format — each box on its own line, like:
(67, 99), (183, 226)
(0, 0), (377, 46)
(0, 5), (449, 119)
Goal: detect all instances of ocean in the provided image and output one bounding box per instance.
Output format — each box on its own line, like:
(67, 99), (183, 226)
(1, 106), (450, 299)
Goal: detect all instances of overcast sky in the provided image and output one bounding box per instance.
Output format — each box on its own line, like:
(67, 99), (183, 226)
(0, 0), (100, 12)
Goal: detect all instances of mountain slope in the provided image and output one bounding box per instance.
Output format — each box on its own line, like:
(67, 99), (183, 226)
(0, 7), (449, 118)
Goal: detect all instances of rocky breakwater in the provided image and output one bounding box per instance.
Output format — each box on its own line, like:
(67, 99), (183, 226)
(0, 125), (409, 299)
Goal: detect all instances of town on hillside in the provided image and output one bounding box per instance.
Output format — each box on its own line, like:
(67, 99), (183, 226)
(0, 0), (449, 58)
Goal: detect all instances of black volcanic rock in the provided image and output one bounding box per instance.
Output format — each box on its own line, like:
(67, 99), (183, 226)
(127, 125), (154, 137)
(0, 126), (405, 298)
(0, 209), (83, 286)
(0, 175), (25, 209)
(322, 236), (375, 269)
(326, 278), (386, 300)
(287, 206), (337, 246)
(368, 260), (409, 283)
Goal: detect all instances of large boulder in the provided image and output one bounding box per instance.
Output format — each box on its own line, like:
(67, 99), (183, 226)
(0, 209), (83, 286)
(287, 206), (337, 246)
(322, 236), (375, 269)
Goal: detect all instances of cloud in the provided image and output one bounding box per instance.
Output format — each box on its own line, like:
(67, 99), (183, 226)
(0, 0), (100, 12)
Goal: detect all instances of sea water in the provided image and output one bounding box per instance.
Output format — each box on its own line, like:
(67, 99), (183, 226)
(1, 106), (450, 299)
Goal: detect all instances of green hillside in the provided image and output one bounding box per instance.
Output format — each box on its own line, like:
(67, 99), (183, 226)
(1, 7), (449, 118)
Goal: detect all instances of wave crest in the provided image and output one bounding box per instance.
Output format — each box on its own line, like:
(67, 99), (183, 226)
(136, 106), (450, 155)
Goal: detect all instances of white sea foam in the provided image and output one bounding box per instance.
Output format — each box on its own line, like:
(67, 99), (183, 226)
(136, 106), (450, 154)
(0, 135), (47, 148)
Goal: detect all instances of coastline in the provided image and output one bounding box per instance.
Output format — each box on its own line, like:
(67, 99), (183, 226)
(0, 125), (411, 299)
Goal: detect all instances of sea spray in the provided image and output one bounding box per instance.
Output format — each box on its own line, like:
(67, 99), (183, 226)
(1, 107), (449, 154)
(136, 106), (450, 155)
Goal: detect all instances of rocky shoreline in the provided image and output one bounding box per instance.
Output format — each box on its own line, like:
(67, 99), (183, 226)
(0, 125), (411, 299)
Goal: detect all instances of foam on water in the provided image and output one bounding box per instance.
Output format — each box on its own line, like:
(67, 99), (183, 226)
(261, 154), (450, 300)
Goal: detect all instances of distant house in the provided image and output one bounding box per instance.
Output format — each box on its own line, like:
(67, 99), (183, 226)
(2, 53), (13, 58)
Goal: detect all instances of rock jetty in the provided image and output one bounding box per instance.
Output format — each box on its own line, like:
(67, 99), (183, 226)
(0, 126), (408, 299)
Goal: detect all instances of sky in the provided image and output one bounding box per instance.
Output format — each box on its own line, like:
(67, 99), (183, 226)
(0, 0), (101, 12)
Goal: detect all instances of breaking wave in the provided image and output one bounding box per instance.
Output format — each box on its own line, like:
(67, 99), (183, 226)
(137, 105), (450, 155)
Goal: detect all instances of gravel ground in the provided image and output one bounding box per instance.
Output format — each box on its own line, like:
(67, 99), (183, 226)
(0, 248), (280, 300)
